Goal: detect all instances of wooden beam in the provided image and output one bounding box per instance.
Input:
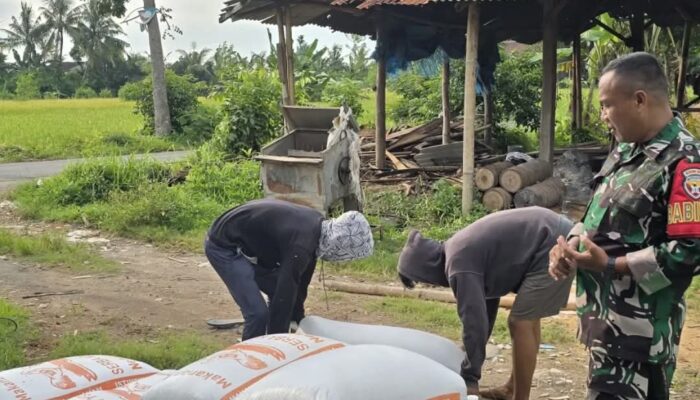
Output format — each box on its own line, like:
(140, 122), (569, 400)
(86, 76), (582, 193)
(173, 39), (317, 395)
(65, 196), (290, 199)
(462, 3), (480, 215)
(539, 0), (557, 164)
(285, 5), (296, 105)
(276, 7), (290, 106)
(573, 34), (583, 130)
(385, 150), (408, 170)
(483, 89), (493, 146)
(375, 16), (387, 169)
(629, 13), (645, 52)
(442, 59), (452, 144)
(593, 18), (627, 43)
(677, 21), (692, 110)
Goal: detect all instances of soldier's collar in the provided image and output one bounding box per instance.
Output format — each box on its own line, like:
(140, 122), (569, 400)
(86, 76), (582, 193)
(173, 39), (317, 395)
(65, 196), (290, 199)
(639, 116), (683, 160)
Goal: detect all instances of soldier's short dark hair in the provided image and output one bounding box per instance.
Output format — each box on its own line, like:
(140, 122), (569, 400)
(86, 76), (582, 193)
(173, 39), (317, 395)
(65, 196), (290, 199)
(602, 52), (669, 99)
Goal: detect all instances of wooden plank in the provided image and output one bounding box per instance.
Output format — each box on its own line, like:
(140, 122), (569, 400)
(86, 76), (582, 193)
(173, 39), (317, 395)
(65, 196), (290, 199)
(385, 150), (408, 170)
(254, 155), (323, 165)
(288, 149), (322, 158)
(387, 118), (442, 150)
(284, 6), (295, 105)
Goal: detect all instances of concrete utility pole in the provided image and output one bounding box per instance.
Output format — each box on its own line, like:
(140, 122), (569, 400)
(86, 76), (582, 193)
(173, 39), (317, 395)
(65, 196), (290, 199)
(144, 0), (172, 136)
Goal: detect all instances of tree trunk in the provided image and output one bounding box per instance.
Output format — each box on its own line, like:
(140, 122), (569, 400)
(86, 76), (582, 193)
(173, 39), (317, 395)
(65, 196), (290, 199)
(144, 0), (172, 136)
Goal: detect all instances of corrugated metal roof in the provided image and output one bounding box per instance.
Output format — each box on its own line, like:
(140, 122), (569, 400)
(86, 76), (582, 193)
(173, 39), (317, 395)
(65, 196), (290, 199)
(332, 0), (520, 8)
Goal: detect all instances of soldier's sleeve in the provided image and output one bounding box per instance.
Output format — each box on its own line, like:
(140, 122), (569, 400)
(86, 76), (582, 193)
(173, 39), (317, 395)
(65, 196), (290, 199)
(626, 156), (700, 294)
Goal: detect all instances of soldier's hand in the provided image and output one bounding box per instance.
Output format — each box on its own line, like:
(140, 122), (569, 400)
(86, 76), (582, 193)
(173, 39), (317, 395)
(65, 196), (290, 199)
(549, 236), (576, 281)
(561, 235), (608, 273)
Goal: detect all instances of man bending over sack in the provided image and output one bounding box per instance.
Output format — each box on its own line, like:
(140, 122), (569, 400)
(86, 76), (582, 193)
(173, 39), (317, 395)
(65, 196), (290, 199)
(397, 207), (573, 400)
(205, 198), (374, 340)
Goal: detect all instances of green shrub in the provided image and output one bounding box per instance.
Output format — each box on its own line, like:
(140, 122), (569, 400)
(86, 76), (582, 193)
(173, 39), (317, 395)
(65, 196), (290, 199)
(212, 67), (282, 154)
(322, 78), (366, 118)
(21, 157), (170, 206)
(74, 86), (98, 99)
(15, 72), (41, 100)
(99, 89), (113, 98)
(493, 51), (543, 132)
(174, 103), (218, 145)
(184, 148), (262, 205)
(134, 71), (200, 134)
(118, 81), (141, 101)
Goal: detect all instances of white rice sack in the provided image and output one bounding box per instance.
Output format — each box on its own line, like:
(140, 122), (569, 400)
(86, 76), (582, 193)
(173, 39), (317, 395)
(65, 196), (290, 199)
(0, 355), (157, 400)
(144, 334), (345, 400)
(298, 315), (463, 373)
(66, 370), (176, 399)
(238, 344), (467, 400)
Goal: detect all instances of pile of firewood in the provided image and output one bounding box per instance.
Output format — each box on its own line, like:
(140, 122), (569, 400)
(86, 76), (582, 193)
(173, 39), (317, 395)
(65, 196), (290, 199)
(476, 159), (565, 211)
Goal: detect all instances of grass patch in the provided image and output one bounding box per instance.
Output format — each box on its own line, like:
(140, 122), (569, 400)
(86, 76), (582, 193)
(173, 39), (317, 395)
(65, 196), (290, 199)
(11, 152), (262, 251)
(0, 298), (37, 370)
(0, 228), (118, 272)
(49, 331), (227, 370)
(367, 297), (574, 346)
(0, 99), (179, 162)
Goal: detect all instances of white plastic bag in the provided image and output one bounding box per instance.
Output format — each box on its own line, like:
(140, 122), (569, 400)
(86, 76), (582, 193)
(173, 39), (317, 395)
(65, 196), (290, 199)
(238, 344), (467, 400)
(0, 355), (157, 400)
(144, 334), (345, 400)
(298, 315), (464, 373)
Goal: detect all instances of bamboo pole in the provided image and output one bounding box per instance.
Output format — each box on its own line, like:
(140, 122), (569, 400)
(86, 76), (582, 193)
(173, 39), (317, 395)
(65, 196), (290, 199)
(442, 59), (451, 144)
(462, 3), (480, 215)
(284, 5), (296, 105)
(323, 280), (576, 311)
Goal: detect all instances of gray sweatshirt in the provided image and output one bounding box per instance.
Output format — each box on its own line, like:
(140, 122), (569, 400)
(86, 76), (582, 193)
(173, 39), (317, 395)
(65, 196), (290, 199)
(397, 207), (572, 385)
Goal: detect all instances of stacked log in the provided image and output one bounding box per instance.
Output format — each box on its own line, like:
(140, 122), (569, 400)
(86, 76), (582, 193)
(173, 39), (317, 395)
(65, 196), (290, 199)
(477, 159), (564, 211)
(513, 177), (566, 208)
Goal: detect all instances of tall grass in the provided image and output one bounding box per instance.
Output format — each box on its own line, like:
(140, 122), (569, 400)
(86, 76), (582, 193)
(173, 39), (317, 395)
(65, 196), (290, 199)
(0, 99), (177, 162)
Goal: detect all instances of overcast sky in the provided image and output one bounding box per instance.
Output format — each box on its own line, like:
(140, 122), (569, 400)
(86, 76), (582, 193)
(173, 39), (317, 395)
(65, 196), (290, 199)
(0, 0), (364, 60)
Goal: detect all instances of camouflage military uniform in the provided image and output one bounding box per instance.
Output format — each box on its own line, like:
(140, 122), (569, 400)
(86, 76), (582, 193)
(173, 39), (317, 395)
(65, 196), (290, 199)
(571, 117), (700, 399)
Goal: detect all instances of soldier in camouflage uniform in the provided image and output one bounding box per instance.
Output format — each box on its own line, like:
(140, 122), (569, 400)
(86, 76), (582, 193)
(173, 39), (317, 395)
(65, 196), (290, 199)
(549, 52), (700, 399)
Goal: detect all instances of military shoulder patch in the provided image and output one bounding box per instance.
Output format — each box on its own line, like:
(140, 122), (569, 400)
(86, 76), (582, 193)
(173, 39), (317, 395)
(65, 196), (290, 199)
(668, 159), (700, 238)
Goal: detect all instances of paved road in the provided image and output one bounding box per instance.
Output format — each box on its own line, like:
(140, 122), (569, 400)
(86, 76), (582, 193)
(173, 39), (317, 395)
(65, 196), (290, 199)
(0, 150), (191, 191)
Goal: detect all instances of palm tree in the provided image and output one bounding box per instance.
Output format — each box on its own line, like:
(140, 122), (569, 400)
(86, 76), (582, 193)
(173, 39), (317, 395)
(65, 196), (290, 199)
(172, 42), (214, 82)
(40, 0), (81, 62)
(0, 2), (51, 68)
(70, 0), (128, 79)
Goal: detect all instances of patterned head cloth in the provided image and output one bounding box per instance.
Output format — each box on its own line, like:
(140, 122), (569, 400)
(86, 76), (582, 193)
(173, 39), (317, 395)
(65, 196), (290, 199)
(318, 211), (374, 262)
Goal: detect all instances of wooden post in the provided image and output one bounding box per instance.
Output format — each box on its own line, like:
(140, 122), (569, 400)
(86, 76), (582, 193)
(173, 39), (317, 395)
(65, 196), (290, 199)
(677, 21), (692, 109)
(276, 8), (290, 106)
(539, 0), (557, 164)
(285, 6), (296, 105)
(484, 89), (493, 146)
(442, 59), (451, 144)
(375, 19), (387, 169)
(572, 34), (583, 130)
(629, 13), (645, 52)
(462, 3), (480, 215)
